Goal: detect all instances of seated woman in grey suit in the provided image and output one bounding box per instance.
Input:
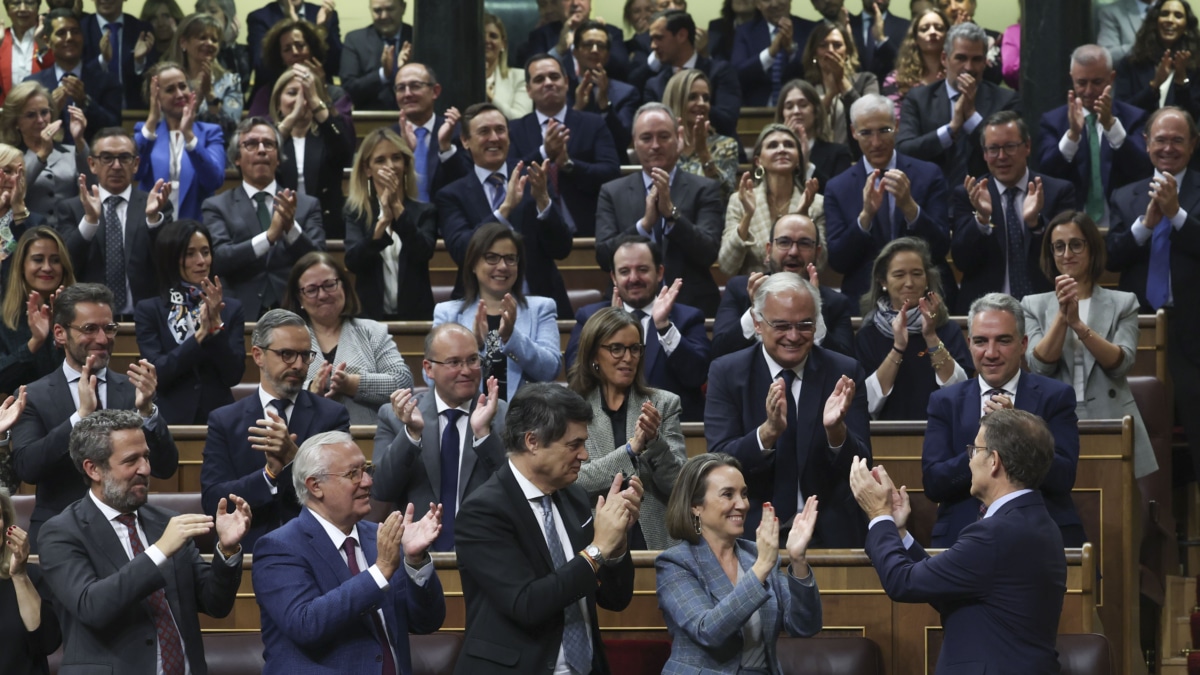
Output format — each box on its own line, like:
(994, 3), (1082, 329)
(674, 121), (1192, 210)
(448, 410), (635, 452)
(568, 307), (686, 550)
(1021, 211), (1158, 479)
(0, 82), (88, 229)
(656, 453), (822, 675)
(283, 251), (412, 425)
(431, 223), (562, 400)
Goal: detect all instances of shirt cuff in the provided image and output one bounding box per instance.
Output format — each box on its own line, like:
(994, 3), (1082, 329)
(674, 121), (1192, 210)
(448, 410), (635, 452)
(963, 111), (983, 134)
(905, 205), (921, 227)
(1105, 117), (1127, 148)
(69, 411), (81, 427)
(283, 222), (303, 244)
(538, 144), (549, 161)
(865, 370), (887, 416)
(635, 219), (652, 238)
(378, 66), (387, 83)
(438, 145), (457, 162)
(491, 209), (514, 228)
(740, 309), (756, 339)
(185, 135), (198, 152)
(1057, 130), (1080, 162)
(78, 216), (99, 240)
(263, 469), (278, 495)
(146, 544), (168, 567)
(975, 213), (993, 234)
(1131, 216), (1153, 245)
(937, 124), (953, 149)
(534, 200), (552, 220)
(147, 212), (165, 228)
(141, 405), (161, 429)
(657, 323), (680, 355)
(141, 126), (157, 141)
(647, 51), (662, 72)
(1170, 206), (1188, 229)
(368, 564), (390, 588)
(935, 361), (969, 387)
(867, 515), (914, 548)
(251, 231), (271, 257)
(405, 557), (434, 586)
(758, 47), (773, 72)
(216, 545), (243, 566)
(472, 433), (489, 447)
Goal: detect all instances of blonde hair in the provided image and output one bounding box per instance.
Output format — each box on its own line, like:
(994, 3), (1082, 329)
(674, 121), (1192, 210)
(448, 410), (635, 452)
(3, 227), (76, 330)
(661, 68), (710, 127)
(268, 68), (334, 130)
(484, 12), (510, 78)
(0, 82), (56, 146)
(345, 128), (419, 222)
(166, 13), (226, 81)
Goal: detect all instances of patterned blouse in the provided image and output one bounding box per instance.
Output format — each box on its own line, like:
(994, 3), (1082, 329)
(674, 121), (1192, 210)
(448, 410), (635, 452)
(677, 132), (740, 201)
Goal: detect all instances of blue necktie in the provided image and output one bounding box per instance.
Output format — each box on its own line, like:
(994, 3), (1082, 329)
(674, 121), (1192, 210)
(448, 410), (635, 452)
(486, 172), (507, 212)
(539, 495), (593, 673)
(1146, 217), (1172, 309)
(1004, 188), (1031, 299)
(414, 126), (430, 202)
(435, 408), (463, 551)
(769, 47), (785, 106)
(948, 93), (970, 186)
(106, 22), (122, 79)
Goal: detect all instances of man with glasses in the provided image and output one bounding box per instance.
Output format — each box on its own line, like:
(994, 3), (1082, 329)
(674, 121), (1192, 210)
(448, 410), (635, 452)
(57, 128), (172, 319)
(339, 0), (411, 110)
(391, 62), (468, 202)
(203, 116), (325, 319)
(922, 293), (1083, 548)
(201, 309), (350, 551)
(25, 9), (121, 145)
(642, 10), (742, 137)
(564, 20), (638, 162)
(705, 272), (871, 547)
(254, 429), (445, 673)
(951, 110), (1075, 313)
(12, 283), (178, 551)
(826, 94), (953, 311)
(373, 323), (507, 551)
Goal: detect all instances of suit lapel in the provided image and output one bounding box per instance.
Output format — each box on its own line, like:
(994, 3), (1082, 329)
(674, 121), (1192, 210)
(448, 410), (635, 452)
(289, 393), (317, 442)
(107, 373), (135, 409)
(499, 465), (556, 571)
(300, 509), (353, 585)
(931, 81), (951, 128)
(125, 191), (148, 262)
(1015, 373), (1043, 415)
(958, 378), (982, 435)
(1084, 288), (1116, 379)
(80, 496), (136, 574)
(457, 396), (481, 498)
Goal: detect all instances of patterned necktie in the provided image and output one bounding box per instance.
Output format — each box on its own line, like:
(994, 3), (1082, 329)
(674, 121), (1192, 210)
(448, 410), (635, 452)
(436, 408), (463, 551)
(1085, 113), (1106, 222)
(1003, 188), (1031, 299)
(106, 22), (122, 79)
(414, 126), (430, 202)
(1145, 216), (1172, 309)
(981, 387), (1007, 418)
(486, 172), (507, 211)
(115, 513), (185, 675)
(253, 191), (272, 232)
(539, 495), (592, 674)
(342, 538), (398, 675)
(103, 195), (126, 307)
(769, 38), (785, 106)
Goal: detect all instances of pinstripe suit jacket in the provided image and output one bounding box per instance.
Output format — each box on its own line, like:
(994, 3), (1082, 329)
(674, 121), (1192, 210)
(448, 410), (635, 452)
(575, 387), (686, 550)
(304, 318), (413, 425)
(655, 539), (822, 674)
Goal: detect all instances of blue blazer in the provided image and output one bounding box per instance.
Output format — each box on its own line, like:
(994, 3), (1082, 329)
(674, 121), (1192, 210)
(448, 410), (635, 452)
(731, 15), (816, 106)
(506, 108), (621, 238)
(200, 391), (351, 552)
(922, 373), (1084, 547)
(24, 63), (120, 145)
(566, 300), (711, 422)
(711, 276), (854, 359)
(432, 296), (563, 396)
(134, 120), (226, 221)
(864, 492), (1066, 674)
(824, 154), (953, 309)
(253, 508), (446, 675)
(642, 55), (743, 138)
(705, 344), (871, 547)
(80, 13), (156, 108)
(1037, 98), (1152, 210)
(655, 539), (821, 675)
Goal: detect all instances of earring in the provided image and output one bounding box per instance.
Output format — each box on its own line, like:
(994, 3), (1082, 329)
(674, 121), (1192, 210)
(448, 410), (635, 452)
(753, 165), (765, 181)
(592, 362), (600, 372)
(692, 514), (701, 534)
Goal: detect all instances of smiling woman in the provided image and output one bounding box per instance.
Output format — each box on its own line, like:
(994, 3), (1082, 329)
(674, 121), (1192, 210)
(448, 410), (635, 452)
(0, 227), (74, 397)
(167, 13), (242, 128)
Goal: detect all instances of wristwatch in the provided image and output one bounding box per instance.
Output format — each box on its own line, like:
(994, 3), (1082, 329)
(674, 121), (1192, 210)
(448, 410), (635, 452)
(561, 158), (576, 174)
(666, 205), (680, 221)
(583, 544), (606, 568)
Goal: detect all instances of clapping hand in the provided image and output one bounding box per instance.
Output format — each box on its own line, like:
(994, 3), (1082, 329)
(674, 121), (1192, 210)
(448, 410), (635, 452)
(785, 496), (819, 572)
(752, 502), (780, 582)
(213, 495), (252, 556)
(0, 386), (25, 436)
(400, 502), (441, 564)
(390, 388), (424, 438)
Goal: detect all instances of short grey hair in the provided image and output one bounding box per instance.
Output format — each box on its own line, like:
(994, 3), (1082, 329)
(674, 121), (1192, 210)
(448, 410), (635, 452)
(1070, 44), (1112, 72)
(226, 116), (287, 169)
(751, 272), (822, 320)
(69, 410), (145, 485)
(633, 101), (678, 130)
(252, 309), (307, 348)
(850, 93), (896, 127)
(292, 430), (353, 504)
(944, 22), (987, 57)
(967, 292), (1025, 337)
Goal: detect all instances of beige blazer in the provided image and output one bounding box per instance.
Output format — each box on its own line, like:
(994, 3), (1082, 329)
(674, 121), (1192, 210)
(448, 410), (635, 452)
(718, 182), (825, 276)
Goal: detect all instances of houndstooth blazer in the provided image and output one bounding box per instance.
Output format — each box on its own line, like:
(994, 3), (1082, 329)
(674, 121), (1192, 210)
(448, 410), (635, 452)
(305, 318), (413, 425)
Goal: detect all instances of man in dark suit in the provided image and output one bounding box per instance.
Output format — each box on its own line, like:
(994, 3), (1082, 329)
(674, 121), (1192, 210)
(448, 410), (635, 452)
(643, 10), (742, 137)
(713, 213), (855, 358)
(454, 383), (640, 675)
(80, 0), (155, 108)
(204, 117), (325, 319)
(373, 323), (508, 551)
(730, 1), (816, 106)
(436, 102), (574, 318)
(509, 54), (620, 238)
(563, 19), (639, 164)
(39, 409), (251, 675)
(391, 62), (469, 201)
(519, 0), (630, 81)
(922, 293), (1085, 547)
(1107, 105), (1200, 481)
(826, 94), (954, 311)
(1039, 44), (1152, 227)
(338, 0), (412, 110)
(246, 0), (341, 91)
(200, 310), (351, 552)
(848, 0), (909, 81)
(706, 273), (871, 547)
(26, 10), (121, 145)
(596, 102), (724, 316)
(952, 111), (1077, 313)
(851, 409), (1066, 673)
(56, 129), (173, 318)
(254, 430), (445, 674)
(12, 283), (179, 551)
(896, 22), (1020, 190)
(566, 235), (711, 421)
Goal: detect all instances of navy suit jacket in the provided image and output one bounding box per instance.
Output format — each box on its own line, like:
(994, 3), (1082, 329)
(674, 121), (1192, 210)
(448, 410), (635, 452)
(704, 344), (871, 547)
(80, 13), (156, 108)
(253, 508), (445, 675)
(563, 60), (639, 164)
(847, 11), (909, 82)
(711, 276), (854, 359)
(344, 200), (438, 320)
(387, 115), (470, 201)
(922, 373), (1084, 547)
(520, 22), (629, 81)
(565, 300), (711, 421)
(339, 23), (413, 110)
(1037, 98), (1152, 210)
(24, 63), (120, 145)
(200, 391), (351, 552)
(824, 154), (953, 308)
(731, 15), (817, 106)
(643, 55), (743, 138)
(507, 108), (621, 238)
(864, 492), (1065, 674)
(435, 159), (574, 318)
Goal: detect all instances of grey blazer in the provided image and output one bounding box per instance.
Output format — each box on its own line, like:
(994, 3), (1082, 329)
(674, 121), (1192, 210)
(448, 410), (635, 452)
(304, 318), (412, 425)
(1022, 286), (1157, 478)
(1097, 0), (1145, 64)
(24, 144), (88, 228)
(576, 386), (686, 550)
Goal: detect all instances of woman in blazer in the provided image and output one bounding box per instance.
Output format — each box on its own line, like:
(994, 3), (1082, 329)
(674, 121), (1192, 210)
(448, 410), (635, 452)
(134, 220), (245, 424)
(343, 128), (437, 320)
(801, 20), (879, 153)
(0, 83), (89, 229)
(1115, 0), (1200, 118)
(484, 13), (533, 120)
(1022, 211), (1158, 479)
(656, 453), (822, 674)
(774, 79), (853, 194)
(431, 223), (562, 400)
(0, 227), (74, 397)
(568, 307), (686, 550)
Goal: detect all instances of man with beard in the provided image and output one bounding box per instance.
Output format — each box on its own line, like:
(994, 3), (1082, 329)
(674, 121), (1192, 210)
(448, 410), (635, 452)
(200, 309), (350, 551)
(13, 283), (178, 551)
(38, 409), (251, 675)
(711, 213), (854, 358)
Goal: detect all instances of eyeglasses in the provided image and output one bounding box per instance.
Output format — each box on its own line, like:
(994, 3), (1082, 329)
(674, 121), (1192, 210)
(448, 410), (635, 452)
(321, 462), (375, 484)
(967, 444), (990, 459)
(240, 138), (278, 152)
(853, 126), (894, 140)
(68, 323), (119, 337)
(983, 142), (1024, 158)
(298, 278), (341, 298)
(772, 237), (817, 252)
(93, 153), (136, 166)
(483, 252), (519, 266)
(600, 342), (644, 358)
(1052, 239), (1086, 256)
(428, 355), (482, 370)
(761, 319), (817, 335)
(263, 347), (316, 364)
(394, 81), (432, 94)
(22, 108), (52, 121)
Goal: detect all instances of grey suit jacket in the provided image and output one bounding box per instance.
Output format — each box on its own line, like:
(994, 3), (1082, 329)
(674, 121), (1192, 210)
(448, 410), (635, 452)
(1098, 0), (1146, 64)
(203, 186), (325, 318)
(576, 387), (686, 550)
(37, 497), (242, 675)
(1021, 286), (1157, 478)
(303, 318), (413, 425)
(25, 144), (88, 228)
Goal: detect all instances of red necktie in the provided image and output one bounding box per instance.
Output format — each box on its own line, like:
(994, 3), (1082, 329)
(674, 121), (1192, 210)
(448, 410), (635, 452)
(343, 538), (398, 675)
(115, 513), (185, 675)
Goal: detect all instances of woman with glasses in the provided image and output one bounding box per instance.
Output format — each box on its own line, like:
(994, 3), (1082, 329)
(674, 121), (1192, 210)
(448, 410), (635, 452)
(0, 0), (52, 107)
(0, 227), (74, 397)
(283, 251), (411, 425)
(800, 20), (880, 151)
(774, 79), (853, 193)
(568, 307), (685, 550)
(855, 237), (969, 420)
(0, 82), (89, 229)
(432, 223), (562, 400)
(134, 220), (245, 424)
(663, 69), (740, 200)
(1021, 211), (1158, 479)
(719, 124), (822, 276)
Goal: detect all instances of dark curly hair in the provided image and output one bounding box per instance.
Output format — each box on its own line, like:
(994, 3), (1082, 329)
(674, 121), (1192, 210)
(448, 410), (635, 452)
(1128, 0), (1200, 69)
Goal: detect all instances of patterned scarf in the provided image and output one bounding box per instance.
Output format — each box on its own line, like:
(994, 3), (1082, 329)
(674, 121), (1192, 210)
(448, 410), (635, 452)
(166, 283), (204, 345)
(870, 297), (923, 339)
